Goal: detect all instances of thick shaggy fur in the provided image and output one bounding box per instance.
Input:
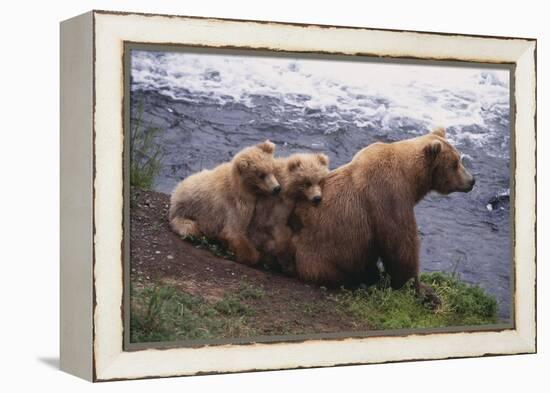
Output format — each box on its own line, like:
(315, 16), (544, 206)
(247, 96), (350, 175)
(169, 141), (280, 265)
(292, 128), (475, 298)
(248, 153), (329, 273)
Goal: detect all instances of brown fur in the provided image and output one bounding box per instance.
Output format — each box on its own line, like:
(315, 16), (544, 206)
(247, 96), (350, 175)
(248, 153), (329, 273)
(169, 140), (280, 265)
(292, 128), (475, 299)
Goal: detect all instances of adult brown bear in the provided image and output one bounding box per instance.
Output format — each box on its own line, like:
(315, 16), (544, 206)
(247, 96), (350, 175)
(291, 128), (475, 302)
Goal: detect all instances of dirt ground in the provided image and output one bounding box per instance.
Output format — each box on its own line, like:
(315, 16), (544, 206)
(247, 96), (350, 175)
(130, 189), (371, 336)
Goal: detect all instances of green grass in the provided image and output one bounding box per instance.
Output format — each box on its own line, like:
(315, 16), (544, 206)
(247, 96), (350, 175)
(130, 103), (164, 190)
(329, 272), (498, 330)
(130, 283), (258, 343)
(130, 272), (499, 343)
(237, 281), (266, 299)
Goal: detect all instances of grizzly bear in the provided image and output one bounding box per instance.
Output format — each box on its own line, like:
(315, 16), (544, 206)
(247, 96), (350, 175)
(291, 128), (475, 302)
(248, 153), (330, 273)
(169, 140), (280, 265)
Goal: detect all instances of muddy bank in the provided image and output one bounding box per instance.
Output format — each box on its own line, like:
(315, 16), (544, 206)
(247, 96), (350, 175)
(130, 188), (372, 336)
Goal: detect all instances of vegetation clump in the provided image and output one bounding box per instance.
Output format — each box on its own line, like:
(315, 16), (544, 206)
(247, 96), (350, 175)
(330, 272), (498, 330)
(130, 103), (164, 190)
(130, 283), (258, 343)
(184, 235), (236, 260)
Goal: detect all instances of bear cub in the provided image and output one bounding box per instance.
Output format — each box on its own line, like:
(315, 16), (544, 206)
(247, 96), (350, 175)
(248, 152), (329, 274)
(169, 140), (279, 265)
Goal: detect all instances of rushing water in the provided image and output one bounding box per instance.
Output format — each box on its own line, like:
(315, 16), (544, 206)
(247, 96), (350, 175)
(130, 50), (512, 320)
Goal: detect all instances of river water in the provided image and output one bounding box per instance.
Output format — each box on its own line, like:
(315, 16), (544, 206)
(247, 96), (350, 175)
(130, 50), (512, 321)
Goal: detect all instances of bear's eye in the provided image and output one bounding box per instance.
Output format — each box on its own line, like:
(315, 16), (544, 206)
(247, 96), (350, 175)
(304, 181), (312, 187)
(258, 173), (266, 180)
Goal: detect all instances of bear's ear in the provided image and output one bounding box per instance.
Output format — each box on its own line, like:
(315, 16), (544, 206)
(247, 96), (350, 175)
(257, 140), (275, 154)
(237, 159), (250, 173)
(424, 140), (441, 160)
(431, 127), (446, 138)
(287, 156), (302, 172)
(316, 153), (329, 167)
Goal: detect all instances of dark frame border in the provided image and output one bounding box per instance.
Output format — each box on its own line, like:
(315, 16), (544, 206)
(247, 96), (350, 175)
(122, 42), (517, 352)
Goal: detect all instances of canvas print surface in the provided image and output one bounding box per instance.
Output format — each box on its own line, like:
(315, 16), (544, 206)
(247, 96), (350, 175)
(127, 47), (511, 345)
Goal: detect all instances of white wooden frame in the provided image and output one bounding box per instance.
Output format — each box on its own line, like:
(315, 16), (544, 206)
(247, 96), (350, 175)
(60, 10), (536, 382)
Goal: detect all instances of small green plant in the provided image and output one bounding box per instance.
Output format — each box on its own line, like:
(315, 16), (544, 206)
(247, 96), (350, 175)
(130, 103), (164, 190)
(184, 235), (236, 260)
(214, 295), (252, 316)
(237, 282), (265, 300)
(302, 303), (322, 317)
